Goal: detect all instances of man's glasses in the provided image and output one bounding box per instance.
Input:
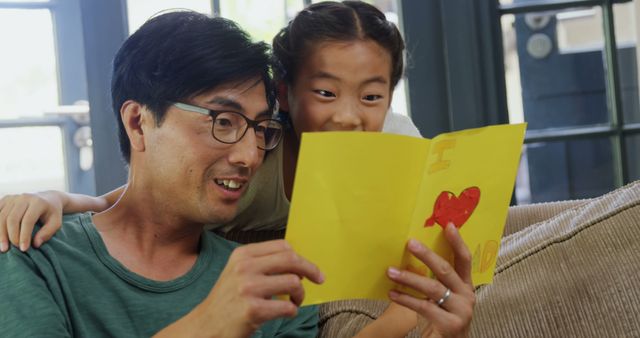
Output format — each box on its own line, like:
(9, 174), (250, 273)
(172, 102), (284, 150)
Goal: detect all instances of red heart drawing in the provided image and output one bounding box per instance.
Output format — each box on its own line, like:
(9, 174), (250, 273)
(424, 187), (481, 229)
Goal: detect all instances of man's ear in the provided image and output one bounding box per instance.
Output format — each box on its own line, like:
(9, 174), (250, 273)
(277, 81), (290, 112)
(120, 100), (147, 153)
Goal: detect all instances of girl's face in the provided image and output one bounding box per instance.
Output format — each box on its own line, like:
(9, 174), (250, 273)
(282, 39), (393, 138)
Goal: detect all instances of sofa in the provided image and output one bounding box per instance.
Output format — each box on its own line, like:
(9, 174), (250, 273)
(222, 181), (640, 337)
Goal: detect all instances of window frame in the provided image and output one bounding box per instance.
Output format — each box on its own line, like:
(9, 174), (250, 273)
(400, 0), (636, 202)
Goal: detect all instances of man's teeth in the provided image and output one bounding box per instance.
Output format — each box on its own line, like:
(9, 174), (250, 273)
(215, 179), (242, 189)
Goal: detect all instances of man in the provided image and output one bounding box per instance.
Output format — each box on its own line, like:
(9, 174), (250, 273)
(0, 11), (323, 337)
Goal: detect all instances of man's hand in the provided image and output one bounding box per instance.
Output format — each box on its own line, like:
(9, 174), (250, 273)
(155, 239), (324, 338)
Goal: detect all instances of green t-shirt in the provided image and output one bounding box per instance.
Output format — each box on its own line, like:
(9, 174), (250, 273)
(0, 213), (318, 337)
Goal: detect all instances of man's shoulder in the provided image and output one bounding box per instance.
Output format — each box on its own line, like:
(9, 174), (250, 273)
(0, 213), (89, 285)
(204, 230), (241, 252)
(33, 212), (90, 245)
(0, 214), (91, 261)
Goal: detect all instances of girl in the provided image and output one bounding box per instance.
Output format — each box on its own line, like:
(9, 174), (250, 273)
(0, 2), (475, 337)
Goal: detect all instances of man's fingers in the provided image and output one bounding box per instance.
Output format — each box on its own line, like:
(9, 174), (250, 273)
(249, 298), (299, 324)
(234, 240), (293, 259)
(406, 238), (467, 294)
(246, 274), (305, 306)
(444, 223), (473, 286)
(252, 251), (324, 284)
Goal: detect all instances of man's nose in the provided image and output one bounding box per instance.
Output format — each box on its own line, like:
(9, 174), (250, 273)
(228, 129), (262, 170)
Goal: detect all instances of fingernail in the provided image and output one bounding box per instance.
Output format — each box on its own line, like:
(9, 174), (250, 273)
(0, 242), (7, 252)
(318, 272), (325, 284)
(408, 239), (422, 251)
(388, 290), (399, 300)
(387, 267), (401, 278)
(20, 242), (27, 252)
(33, 238), (41, 248)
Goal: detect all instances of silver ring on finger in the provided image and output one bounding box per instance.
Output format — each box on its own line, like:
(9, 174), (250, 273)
(436, 288), (451, 307)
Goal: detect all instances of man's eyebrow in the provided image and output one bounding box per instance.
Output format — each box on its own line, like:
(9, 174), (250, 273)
(207, 97), (272, 119)
(206, 97), (244, 111)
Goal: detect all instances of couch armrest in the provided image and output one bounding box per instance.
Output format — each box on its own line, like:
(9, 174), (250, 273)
(503, 199), (589, 236)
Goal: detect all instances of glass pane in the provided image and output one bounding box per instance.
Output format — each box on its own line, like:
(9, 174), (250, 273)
(0, 9), (58, 119)
(0, 127), (66, 195)
(626, 133), (640, 182)
(220, 0), (286, 43)
(126, 0), (212, 34)
(498, 0), (597, 6)
(614, 1), (639, 124)
(503, 7), (612, 130)
(285, 0), (304, 23)
(365, 0), (406, 116)
(515, 136), (616, 204)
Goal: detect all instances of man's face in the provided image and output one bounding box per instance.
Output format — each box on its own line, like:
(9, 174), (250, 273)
(141, 79), (270, 224)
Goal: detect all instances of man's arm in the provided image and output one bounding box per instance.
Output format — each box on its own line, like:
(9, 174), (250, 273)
(0, 249), (71, 337)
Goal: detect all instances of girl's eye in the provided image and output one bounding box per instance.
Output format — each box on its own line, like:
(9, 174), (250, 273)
(363, 94), (383, 101)
(314, 90), (336, 98)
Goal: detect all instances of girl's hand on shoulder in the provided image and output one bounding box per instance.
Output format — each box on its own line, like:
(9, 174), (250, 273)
(386, 224), (476, 338)
(0, 191), (65, 253)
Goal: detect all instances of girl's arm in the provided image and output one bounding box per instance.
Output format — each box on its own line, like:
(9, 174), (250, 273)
(354, 303), (417, 338)
(0, 185), (125, 252)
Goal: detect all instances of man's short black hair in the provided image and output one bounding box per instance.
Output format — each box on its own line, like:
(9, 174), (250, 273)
(111, 11), (276, 162)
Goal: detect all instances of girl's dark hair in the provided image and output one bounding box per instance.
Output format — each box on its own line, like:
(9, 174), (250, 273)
(272, 1), (405, 89)
(111, 11), (276, 163)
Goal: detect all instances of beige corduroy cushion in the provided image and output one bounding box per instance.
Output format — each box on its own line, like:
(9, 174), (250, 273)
(471, 181), (640, 337)
(502, 199), (588, 236)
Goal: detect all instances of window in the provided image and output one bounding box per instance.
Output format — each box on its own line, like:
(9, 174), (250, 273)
(0, 1), (90, 196)
(499, 0), (638, 203)
(220, 0), (291, 43)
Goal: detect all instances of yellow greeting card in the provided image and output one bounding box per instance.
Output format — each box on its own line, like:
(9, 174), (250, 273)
(285, 123), (526, 305)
